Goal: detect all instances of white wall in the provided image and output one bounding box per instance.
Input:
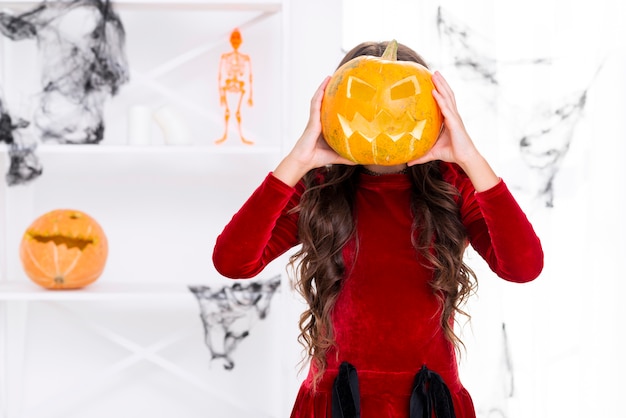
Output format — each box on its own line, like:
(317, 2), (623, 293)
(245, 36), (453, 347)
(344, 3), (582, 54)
(3, 0), (624, 417)
(342, 0), (626, 417)
(280, 1), (344, 415)
(0, 1), (342, 417)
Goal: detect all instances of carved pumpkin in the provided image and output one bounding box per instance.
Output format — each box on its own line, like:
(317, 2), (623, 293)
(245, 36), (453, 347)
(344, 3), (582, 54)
(19, 209), (108, 289)
(321, 40), (443, 165)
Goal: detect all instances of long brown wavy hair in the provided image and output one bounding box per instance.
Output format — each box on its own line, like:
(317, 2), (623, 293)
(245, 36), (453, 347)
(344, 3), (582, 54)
(288, 41), (477, 387)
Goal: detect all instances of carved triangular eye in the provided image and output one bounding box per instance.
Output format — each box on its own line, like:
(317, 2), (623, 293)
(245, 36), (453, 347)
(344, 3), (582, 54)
(390, 75), (420, 100)
(347, 76), (376, 101)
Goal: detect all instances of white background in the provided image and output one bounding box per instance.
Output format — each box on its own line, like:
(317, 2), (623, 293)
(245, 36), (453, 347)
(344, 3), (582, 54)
(343, 0), (626, 417)
(1, 0), (625, 417)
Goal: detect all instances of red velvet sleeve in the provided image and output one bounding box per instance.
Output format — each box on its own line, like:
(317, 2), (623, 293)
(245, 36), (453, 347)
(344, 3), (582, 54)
(442, 163), (544, 283)
(212, 173), (302, 279)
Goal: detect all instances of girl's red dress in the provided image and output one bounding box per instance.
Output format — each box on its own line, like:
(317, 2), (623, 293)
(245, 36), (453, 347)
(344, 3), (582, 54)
(212, 162), (543, 418)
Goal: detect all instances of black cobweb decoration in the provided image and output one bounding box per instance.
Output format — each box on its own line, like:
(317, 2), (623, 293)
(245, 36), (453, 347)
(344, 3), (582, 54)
(0, 0), (129, 185)
(0, 96), (43, 184)
(436, 6), (500, 86)
(518, 88), (589, 207)
(189, 275), (281, 370)
(435, 5), (605, 209)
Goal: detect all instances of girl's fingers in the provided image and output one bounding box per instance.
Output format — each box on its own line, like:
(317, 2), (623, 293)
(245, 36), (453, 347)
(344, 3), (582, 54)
(304, 77), (331, 134)
(312, 76), (331, 108)
(432, 72), (465, 131)
(307, 76), (331, 129)
(432, 88), (456, 123)
(432, 71), (455, 103)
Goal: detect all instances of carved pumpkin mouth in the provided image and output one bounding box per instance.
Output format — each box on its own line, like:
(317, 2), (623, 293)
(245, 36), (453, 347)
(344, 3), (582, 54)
(22, 232), (96, 285)
(20, 209), (108, 289)
(337, 110), (427, 143)
(26, 233), (95, 251)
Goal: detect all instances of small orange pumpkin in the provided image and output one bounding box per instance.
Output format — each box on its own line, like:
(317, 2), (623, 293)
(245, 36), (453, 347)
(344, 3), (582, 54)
(321, 40), (443, 165)
(19, 209), (108, 289)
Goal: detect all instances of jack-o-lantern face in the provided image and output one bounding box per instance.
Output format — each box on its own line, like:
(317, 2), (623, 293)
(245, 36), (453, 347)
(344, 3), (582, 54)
(19, 209), (108, 289)
(321, 41), (443, 165)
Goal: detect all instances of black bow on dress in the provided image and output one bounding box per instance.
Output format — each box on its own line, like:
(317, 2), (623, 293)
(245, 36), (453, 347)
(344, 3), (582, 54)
(332, 362), (361, 418)
(331, 362), (457, 418)
(409, 365), (456, 418)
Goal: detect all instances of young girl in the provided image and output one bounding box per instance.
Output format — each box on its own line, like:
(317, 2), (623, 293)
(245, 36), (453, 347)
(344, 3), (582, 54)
(212, 41), (543, 418)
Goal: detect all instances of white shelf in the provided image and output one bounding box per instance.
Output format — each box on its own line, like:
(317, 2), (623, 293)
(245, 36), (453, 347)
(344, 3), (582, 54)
(0, 0), (296, 416)
(0, 143), (282, 155)
(0, 281), (197, 301)
(0, 1), (282, 12)
(0, 142), (282, 184)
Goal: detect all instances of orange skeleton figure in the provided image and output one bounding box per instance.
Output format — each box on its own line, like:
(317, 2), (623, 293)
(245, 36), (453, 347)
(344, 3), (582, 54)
(215, 28), (254, 145)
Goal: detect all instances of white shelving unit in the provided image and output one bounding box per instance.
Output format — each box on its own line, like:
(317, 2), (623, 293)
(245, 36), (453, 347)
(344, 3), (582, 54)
(0, 281), (194, 301)
(0, 0), (287, 283)
(0, 1), (295, 417)
(0, 0), (345, 415)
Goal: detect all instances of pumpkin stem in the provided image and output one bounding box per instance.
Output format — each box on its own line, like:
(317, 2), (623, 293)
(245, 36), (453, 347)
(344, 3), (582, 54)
(381, 39), (398, 61)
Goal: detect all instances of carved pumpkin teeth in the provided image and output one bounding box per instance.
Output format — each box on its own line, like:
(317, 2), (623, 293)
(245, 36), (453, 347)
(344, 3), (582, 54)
(410, 120), (427, 141)
(338, 111), (428, 143)
(387, 132), (406, 142)
(27, 234), (94, 251)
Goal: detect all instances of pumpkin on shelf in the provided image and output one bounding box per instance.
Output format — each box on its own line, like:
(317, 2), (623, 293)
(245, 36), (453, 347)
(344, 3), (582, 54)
(19, 209), (108, 290)
(321, 40), (443, 165)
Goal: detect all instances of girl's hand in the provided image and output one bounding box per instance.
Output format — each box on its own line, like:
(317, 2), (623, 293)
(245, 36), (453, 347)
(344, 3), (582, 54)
(410, 71), (500, 192)
(408, 71), (480, 166)
(274, 77), (355, 186)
